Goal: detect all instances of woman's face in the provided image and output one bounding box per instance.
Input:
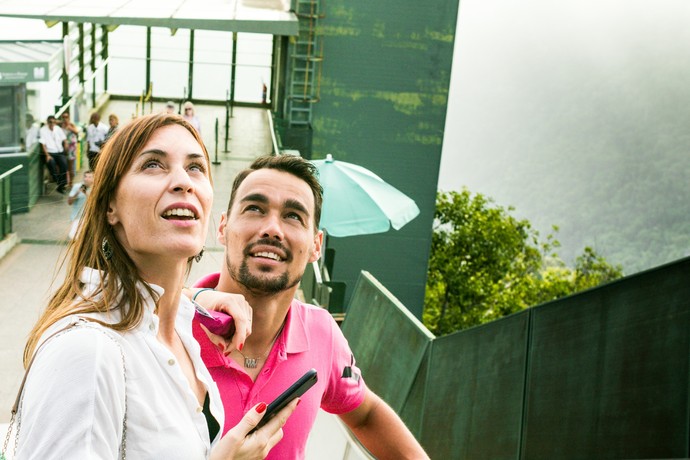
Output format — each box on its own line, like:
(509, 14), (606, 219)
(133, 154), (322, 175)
(107, 124), (213, 270)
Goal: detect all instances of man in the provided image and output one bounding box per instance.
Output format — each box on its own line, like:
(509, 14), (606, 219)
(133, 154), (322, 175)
(192, 155), (429, 459)
(165, 100), (176, 114)
(85, 112), (108, 170)
(38, 115), (68, 194)
(67, 170), (94, 239)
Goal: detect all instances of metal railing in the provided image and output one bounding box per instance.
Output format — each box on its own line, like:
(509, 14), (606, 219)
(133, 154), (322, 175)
(267, 109), (281, 155)
(0, 165), (24, 239)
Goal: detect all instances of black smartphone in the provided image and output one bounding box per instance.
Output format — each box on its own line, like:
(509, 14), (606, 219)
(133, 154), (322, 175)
(250, 368), (318, 433)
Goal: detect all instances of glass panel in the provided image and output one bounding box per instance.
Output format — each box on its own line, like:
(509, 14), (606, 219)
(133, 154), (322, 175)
(235, 33), (272, 103)
(150, 28), (189, 99)
(108, 25), (146, 96)
(193, 30), (232, 101)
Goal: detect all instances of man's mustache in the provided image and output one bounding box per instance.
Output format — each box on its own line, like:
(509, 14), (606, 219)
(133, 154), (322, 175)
(244, 238), (292, 261)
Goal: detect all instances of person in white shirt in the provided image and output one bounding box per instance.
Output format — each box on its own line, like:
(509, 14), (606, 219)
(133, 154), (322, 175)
(85, 112), (109, 170)
(38, 115), (68, 194)
(67, 170), (94, 239)
(14, 114), (297, 459)
(24, 113), (40, 151)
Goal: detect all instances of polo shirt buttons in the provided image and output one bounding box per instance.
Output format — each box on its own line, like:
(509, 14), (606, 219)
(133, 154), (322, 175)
(149, 323), (155, 331)
(168, 358), (176, 366)
(196, 406), (203, 413)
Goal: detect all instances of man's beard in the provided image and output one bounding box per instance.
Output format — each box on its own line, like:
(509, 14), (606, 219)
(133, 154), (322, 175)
(226, 241), (303, 295)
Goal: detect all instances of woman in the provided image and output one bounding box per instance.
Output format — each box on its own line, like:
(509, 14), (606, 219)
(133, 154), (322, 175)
(60, 110), (80, 188)
(105, 113), (120, 143)
(14, 114), (295, 459)
(183, 101), (202, 134)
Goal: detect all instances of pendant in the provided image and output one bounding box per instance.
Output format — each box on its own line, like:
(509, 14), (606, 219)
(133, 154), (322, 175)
(244, 357), (258, 368)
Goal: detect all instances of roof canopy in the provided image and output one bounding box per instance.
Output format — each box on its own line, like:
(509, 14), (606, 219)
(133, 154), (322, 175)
(0, 40), (61, 83)
(0, 0), (298, 36)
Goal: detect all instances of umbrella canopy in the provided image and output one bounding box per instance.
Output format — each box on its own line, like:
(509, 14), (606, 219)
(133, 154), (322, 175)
(311, 154), (420, 237)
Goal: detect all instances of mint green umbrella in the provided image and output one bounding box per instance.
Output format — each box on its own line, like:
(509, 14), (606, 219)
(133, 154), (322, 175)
(311, 154), (420, 237)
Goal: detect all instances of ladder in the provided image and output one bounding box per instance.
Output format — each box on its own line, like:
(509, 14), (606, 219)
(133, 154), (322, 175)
(286, 0), (324, 127)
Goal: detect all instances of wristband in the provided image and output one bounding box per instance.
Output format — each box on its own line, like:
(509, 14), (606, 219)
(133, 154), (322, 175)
(192, 287), (215, 302)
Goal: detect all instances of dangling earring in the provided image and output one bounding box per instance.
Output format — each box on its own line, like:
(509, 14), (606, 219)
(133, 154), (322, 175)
(101, 237), (113, 260)
(194, 246), (205, 263)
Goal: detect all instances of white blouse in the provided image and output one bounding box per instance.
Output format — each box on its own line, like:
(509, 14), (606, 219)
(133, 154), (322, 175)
(15, 268), (224, 459)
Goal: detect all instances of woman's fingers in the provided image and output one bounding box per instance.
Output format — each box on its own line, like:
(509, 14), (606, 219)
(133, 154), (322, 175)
(194, 289), (253, 352)
(199, 323), (231, 353)
(211, 399), (299, 460)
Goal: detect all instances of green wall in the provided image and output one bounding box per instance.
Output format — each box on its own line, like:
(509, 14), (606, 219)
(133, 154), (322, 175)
(312, 0), (460, 317)
(343, 256), (690, 459)
(0, 144), (43, 214)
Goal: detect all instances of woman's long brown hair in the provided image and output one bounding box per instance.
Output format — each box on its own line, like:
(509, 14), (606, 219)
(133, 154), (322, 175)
(24, 113), (211, 367)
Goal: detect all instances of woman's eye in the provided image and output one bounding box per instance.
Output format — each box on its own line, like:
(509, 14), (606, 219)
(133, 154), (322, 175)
(188, 162), (206, 173)
(143, 159), (162, 169)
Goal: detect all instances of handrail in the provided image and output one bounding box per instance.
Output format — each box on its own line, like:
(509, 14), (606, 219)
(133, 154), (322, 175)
(55, 56), (111, 118)
(0, 164), (24, 239)
(0, 164), (23, 181)
(267, 109), (281, 155)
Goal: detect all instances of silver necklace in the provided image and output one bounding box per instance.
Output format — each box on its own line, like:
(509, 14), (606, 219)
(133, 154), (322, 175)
(234, 321), (285, 368)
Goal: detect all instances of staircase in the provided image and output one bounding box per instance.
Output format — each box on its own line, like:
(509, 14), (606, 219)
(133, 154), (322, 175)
(285, 0), (324, 127)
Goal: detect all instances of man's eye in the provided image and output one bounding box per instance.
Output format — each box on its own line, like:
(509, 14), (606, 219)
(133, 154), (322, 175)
(245, 204), (262, 212)
(286, 212), (304, 222)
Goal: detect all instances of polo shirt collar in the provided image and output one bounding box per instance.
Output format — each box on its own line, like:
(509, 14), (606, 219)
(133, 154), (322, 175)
(283, 299), (310, 354)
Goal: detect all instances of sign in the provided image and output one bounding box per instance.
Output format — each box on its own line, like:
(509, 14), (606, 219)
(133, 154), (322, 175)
(0, 62), (50, 83)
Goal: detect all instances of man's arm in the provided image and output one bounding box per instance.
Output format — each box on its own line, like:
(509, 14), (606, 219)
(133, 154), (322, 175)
(67, 185), (82, 205)
(339, 389), (429, 460)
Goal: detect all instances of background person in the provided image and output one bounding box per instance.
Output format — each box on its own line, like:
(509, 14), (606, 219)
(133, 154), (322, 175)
(38, 115), (68, 195)
(183, 101), (202, 134)
(60, 110), (80, 188)
(23, 113), (40, 151)
(67, 170), (94, 240)
(14, 114), (296, 459)
(192, 155), (430, 460)
(105, 113), (120, 144)
(165, 100), (177, 114)
(85, 112), (108, 170)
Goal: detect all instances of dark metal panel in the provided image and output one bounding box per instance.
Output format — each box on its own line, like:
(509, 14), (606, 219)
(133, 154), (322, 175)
(341, 271), (434, 412)
(523, 258), (690, 459)
(421, 311), (529, 459)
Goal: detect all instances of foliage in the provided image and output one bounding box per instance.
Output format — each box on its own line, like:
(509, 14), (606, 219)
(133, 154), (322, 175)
(423, 189), (623, 336)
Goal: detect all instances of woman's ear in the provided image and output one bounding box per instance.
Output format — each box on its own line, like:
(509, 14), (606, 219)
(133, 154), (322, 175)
(106, 202), (119, 225)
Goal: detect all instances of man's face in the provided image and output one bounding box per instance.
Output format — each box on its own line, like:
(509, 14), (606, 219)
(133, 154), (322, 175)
(47, 117), (56, 130)
(218, 168), (323, 295)
(83, 172), (94, 187)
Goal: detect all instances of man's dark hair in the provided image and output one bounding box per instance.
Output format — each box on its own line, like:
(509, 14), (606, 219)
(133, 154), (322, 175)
(228, 155), (323, 230)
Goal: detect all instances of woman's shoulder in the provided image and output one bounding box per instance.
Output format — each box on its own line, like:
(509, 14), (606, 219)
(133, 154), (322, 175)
(36, 318), (124, 368)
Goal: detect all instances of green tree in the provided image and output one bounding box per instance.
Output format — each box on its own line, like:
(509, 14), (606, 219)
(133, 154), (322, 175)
(423, 189), (623, 336)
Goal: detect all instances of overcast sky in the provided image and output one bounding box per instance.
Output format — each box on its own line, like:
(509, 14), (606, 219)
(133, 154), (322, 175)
(439, 0), (690, 192)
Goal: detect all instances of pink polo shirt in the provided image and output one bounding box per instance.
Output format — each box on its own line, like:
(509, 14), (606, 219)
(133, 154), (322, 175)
(192, 273), (367, 459)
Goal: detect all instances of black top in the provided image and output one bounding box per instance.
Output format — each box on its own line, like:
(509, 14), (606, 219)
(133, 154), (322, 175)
(203, 392), (220, 442)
